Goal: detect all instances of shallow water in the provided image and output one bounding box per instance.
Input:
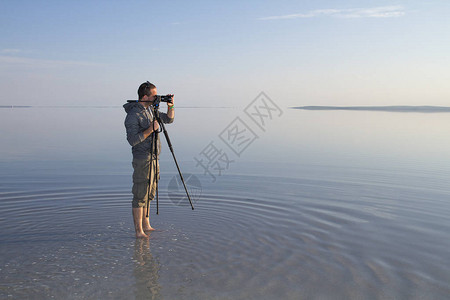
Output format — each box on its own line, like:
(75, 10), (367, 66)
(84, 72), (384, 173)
(1, 106), (449, 299)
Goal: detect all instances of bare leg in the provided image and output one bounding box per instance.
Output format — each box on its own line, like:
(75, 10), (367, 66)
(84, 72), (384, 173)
(142, 206), (155, 231)
(132, 207), (148, 238)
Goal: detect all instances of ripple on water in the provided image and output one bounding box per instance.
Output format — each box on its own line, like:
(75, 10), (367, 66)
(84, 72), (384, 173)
(1, 172), (450, 299)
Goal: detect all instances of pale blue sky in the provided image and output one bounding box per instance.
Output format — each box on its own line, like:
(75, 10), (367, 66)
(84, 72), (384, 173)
(1, 0), (449, 107)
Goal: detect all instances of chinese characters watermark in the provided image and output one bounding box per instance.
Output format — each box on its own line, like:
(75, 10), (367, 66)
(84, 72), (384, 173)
(244, 91), (283, 132)
(168, 92), (282, 205)
(195, 92), (282, 183)
(219, 117), (258, 157)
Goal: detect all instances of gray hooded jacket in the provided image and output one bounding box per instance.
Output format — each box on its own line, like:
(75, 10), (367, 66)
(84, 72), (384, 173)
(123, 102), (174, 159)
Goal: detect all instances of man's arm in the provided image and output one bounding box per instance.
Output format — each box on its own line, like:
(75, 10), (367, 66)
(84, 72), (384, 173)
(160, 98), (175, 123)
(167, 102), (174, 119)
(141, 121), (159, 140)
(125, 114), (159, 147)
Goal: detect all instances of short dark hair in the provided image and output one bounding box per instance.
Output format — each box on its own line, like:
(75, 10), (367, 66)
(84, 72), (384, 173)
(138, 81), (156, 100)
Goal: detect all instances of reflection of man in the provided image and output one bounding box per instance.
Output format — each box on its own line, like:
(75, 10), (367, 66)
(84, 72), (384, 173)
(124, 81), (174, 238)
(133, 239), (161, 298)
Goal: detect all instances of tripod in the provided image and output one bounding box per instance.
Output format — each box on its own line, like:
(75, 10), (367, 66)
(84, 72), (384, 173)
(146, 102), (194, 216)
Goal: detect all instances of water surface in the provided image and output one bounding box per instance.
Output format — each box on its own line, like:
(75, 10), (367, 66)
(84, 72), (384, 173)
(1, 106), (449, 299)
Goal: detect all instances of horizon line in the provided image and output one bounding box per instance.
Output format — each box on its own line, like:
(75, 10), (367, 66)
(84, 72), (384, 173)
(0, 105), (236, 109)
(291, 105), (450, 113)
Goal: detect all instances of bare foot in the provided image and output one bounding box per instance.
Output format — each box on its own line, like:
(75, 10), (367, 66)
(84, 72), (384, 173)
(143, 226), (155, 232)
(136, 231), (149, 239)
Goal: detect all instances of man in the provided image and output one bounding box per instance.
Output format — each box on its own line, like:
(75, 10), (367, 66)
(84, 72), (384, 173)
(124, 81), (175, 238)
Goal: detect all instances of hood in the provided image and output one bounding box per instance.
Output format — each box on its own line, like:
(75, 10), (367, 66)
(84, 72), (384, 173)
(123, 101), (145, 114)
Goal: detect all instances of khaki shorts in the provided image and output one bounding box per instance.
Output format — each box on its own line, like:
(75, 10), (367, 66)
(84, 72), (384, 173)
(131, 157), (160, 208)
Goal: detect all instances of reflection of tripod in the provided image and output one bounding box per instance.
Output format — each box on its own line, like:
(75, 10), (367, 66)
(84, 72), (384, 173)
(146, 103), (194, 216)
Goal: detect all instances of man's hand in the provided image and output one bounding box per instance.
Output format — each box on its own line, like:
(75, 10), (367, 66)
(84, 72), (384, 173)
(151, 120), (160, 131)
(142, 120), (159, 140)
(167, 95), (175, 119)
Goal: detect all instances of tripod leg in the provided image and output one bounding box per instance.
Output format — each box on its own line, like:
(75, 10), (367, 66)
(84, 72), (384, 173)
(171, 155), (194, 210)
(152, 107), (194, 211)
(155, 132), (159, 215)
(146, 154), (152, 218)
(155, 154), (159, 215)
(146, 129), (156, 218)
(158, 121), (194, 210)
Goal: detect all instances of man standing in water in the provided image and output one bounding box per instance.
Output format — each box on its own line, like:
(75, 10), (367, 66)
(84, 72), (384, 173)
(124, 82), (174, 238)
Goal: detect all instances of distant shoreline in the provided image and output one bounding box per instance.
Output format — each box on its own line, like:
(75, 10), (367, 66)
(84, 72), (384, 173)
(291, 106), (450, 113)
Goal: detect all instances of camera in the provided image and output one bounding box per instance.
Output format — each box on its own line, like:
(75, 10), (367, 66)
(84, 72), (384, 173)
(155, 94), (174, 104)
